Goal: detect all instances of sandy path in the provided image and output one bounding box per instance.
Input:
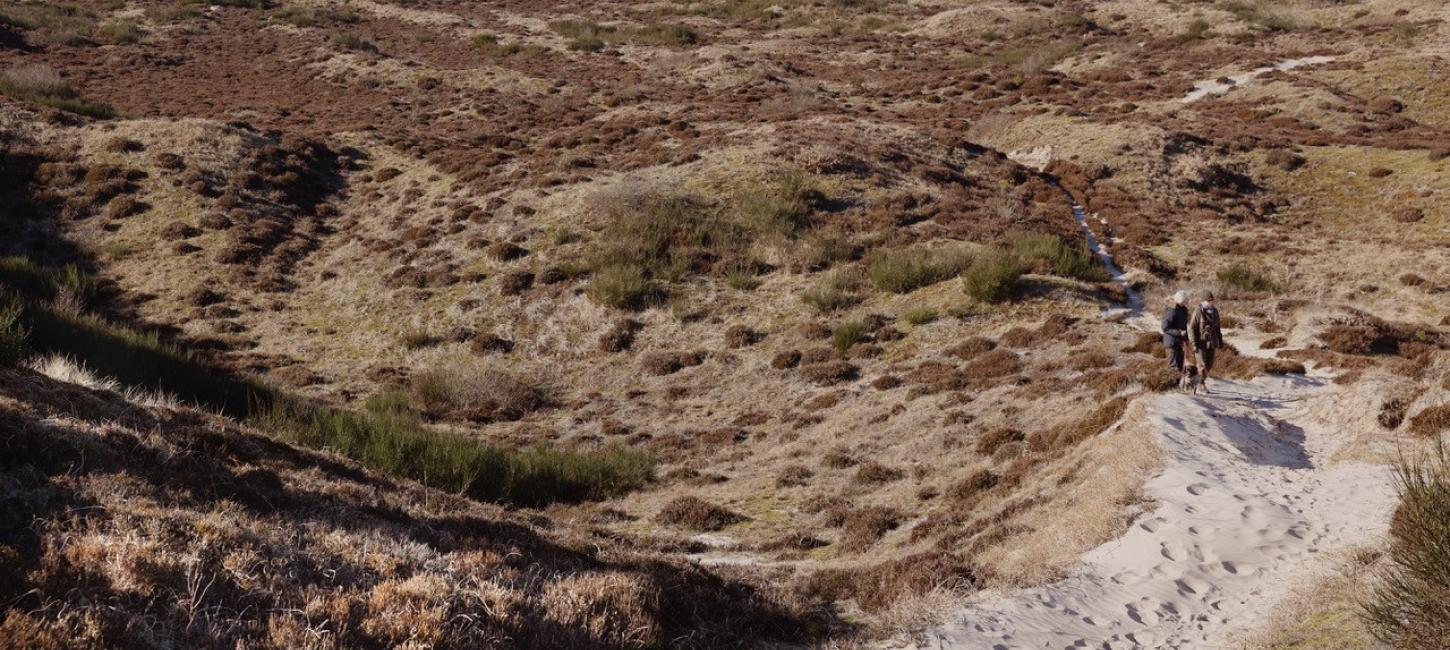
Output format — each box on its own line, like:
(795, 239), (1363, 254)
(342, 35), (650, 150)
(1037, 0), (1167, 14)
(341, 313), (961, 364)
(905, 372), (1396, 649)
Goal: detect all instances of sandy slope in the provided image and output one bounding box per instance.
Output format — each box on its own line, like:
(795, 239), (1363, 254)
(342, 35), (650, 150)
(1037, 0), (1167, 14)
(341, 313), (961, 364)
(904, 371), (1397, 649)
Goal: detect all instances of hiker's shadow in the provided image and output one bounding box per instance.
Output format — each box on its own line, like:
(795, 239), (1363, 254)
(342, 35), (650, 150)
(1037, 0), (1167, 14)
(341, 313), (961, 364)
(1204, 403), (1313, 469)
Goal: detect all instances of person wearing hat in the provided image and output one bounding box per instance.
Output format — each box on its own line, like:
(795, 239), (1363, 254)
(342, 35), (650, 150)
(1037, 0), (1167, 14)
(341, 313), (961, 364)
(1187, 289), (1225, 390)
(1161, 290), (1191, 375)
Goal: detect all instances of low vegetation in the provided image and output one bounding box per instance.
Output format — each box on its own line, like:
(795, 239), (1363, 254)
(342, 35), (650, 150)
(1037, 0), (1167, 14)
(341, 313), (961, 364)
(962, 249), (1026, 303)
(801, 267), (863, 313)
(0, 64), (115, 118)
(1008, 232), (1109, 283)
(1363, 444), (1450, 647)
(865, 245), (973, 294)
(1217, 262), (1282, 295)
(258, 395), (654, 507)
(550, 19), (698, 51)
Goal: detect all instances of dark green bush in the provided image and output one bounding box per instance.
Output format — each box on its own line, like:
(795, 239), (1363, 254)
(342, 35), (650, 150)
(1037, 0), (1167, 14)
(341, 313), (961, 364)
(962, 250), (1025, 303)
(1363, 443), (1450, 647)
(1217, 262), (1282, 295)
(257, 397), (654, 506)
(0, 64), (114, 119)
(1008, 232), (1108, 283)
(0, 295), (28, 369)
(865, 245), (973, 294)
(832, 320), (870, 353)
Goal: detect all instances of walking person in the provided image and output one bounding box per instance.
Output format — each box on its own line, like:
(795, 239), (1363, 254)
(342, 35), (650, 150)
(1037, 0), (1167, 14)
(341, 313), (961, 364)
(1161, 290), (1190, 379)
(1188, 290), (1225, 392)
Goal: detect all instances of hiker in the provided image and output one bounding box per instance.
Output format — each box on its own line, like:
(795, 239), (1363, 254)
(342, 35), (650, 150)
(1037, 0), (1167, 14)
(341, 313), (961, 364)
(1161, 290), (1190, 376)
(1188, 289), (1225, 390)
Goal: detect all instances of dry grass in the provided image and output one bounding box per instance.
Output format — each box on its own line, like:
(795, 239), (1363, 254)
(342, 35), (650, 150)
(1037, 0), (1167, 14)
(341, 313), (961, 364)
(656, 495), (746, 531)
(0, 64), (114, 118)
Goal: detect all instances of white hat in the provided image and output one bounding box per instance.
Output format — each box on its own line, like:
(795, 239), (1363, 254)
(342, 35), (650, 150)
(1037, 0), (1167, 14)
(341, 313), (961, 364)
(1172, 290), (1187, 304)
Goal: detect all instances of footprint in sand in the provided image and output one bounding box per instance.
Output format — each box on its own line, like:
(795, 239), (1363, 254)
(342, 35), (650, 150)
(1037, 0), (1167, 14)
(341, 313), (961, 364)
(1140, 516), (1168, 532)
(1186, 483), (1211, 495)
(1125, 599), (1160, 625)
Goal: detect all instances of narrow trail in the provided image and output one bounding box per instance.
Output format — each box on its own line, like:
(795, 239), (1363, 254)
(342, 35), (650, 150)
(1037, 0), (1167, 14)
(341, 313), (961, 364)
(899, 192), (1396, 649)
(908, 375), (1395, 649)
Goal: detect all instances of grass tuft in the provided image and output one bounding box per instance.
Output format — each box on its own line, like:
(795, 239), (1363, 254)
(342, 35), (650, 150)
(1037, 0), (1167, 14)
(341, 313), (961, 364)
(865, 245), (973, 294)
(1363, 443), (1450, 646)
(0, 64), (114, 118)
(962, 249), (1025, 303)
(1217, 262), (1282, 296)
(258, 397), (654, 507)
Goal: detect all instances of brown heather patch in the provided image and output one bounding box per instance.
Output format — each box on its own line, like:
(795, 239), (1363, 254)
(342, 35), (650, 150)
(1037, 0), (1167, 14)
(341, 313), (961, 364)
(794, 552), (977, 613)
(1407, 405), (1450, 438)
(655, 495), (746, 531)
(975, 427), (1024, 456)
(949, 336), (998, 360)
(853, 461), (904, 485)
(1026, 396), (1130, 453)
(839, 505), (902, 551)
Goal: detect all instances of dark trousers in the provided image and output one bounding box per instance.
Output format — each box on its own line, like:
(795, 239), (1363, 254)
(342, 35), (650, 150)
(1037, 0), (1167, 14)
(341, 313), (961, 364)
(1166, 343), (1184, 370)
(1198, 347), (1216, 375)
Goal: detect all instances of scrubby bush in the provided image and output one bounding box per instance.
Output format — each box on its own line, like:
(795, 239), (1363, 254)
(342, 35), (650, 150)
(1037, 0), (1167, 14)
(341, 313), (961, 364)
(865, 245), (973, 294)
(259, 397), (653, 506)
(656, 495), (744, 530)
(1363, 444), (1450, 646)
(331, 32), (379, 53)
(735, 169), (818, 240)
(97, 19), (142, 44)
(902, 307), (938, 326)
(1008, 232), (1109, 283)
(408, 361), (548, 422)
(472, 32), (532, 56)
(0, 64), (114, 118)
(962, 250), (1025, 303)
(587, 264), (656, 309)
(1217, 262), (1282, 295)
(831, 320), (870, 353)
(0, 296), (29, 369)
(801, 268), (862, 313)
(550, 19), (698, 51)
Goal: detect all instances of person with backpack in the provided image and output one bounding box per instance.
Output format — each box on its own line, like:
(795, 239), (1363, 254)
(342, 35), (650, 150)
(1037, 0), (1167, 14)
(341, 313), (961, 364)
(1188, 290), (1225, 391)
(1161, 290), (1190, 376)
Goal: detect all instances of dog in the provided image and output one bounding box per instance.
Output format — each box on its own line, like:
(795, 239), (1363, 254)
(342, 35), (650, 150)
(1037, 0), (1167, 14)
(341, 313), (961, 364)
(1179, 363), (1202, 394)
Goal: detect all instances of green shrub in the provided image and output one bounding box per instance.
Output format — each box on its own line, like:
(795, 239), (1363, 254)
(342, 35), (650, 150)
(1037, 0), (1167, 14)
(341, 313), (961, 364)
(0, 64), (114, 119)
(962, 250), (1025, 303)
(472, 32), (528, 56)
(1007, 232), (1108, 282)
(1216, 262), (1281, 295)
(331, 32), (378, 53)
(0, 3), (96, 44)
(801, 268), (862, 313)
(723, 264), (762, 291)
(257, 396), (654, 506)
(832, 320), (870, 353)
(734, 169), (817, 240)
(902, 307), (938, 326)
(1363, 444), (1450, 646)
(587, 263), (657, 309)
(399, 328), (441, 350)
(1176, 17), (1212, 42)
(1218, 0), (1307, 33)
(96, 19), (142, 44)
(865, 245), (973, 294)
(550, 19), (697, 51)
(0, 296), (29, 369)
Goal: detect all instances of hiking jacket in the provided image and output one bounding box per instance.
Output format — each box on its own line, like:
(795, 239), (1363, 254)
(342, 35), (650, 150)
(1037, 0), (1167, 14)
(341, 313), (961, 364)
(1188, 304), (1224, 350)
(1161, 304), (1189, 346)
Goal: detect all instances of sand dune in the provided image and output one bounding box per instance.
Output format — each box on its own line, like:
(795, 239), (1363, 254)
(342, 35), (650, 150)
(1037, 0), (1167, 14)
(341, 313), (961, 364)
(907, 372), (1396, 649)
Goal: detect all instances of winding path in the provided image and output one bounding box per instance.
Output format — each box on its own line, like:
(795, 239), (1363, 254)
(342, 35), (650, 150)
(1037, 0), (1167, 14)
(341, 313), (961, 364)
(907, 374), (1395, 649)
(901, 189), (1394, 649)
